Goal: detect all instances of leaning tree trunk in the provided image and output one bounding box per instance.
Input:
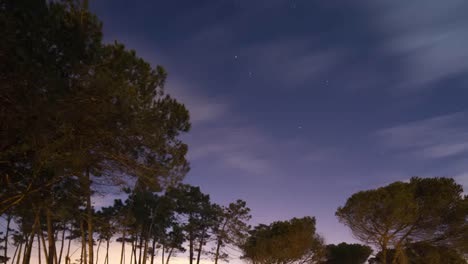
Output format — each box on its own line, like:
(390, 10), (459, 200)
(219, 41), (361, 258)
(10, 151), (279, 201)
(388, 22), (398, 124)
(15, 240), (23, 264)
(58, 227), (66, 264)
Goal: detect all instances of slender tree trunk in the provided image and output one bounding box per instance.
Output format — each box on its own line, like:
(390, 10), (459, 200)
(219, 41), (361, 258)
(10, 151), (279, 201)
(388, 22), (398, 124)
(104, 239), (109, 264)
(85, 168), (94, 264)
(214, 238), (222, 264)
(165, 248), (173, 264)
(150, 238), (156, 264)
(38, 232), (42, 264)
(142, 236), (149, 264)
(11, 238), (20, 264)
(15, 240), (23, 264)
(46, 208), (55, 264)
(195, 232), (205, 264)
(65, 229), (72, 264)
(119, 231), (125, 264)
(189, 232), (193, 264)
(81, 219), (87, 264)
(138, 233), (143, 264)
(58, 227), (66, 264)
(129, 239), (134, 264)
(3, 214), (11, 261)
(95, 239), (102, 264)
(23, 212), (40, 264)
(133, 237), (138, 264)
(161, 245), (164, 264)
(40, 228), (50, 262)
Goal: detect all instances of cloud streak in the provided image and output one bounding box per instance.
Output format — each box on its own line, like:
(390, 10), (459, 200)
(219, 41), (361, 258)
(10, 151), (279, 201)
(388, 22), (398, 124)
(367, 0), (468, 90)
(377, 111), (468, 159)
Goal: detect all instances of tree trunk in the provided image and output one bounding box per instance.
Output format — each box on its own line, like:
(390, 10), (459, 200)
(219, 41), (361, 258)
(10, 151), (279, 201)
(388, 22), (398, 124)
(23, 212), (40, 264)
(381, 239), (388, 264)
(38, 232), (42, 264)
(85, 168), (94, 264)
(15, 240), (23, 264)
(46, 208), (56, 264)
(195, 232), (205, 264)
(165, 248), (173, 264)
(150, 238), (156, 264)
(58, 227), (66, 264)
(95, 239), (102, 264)
(81, 219), (87, 264)
(189, 232), (193, 264)
(138, 233), (143, 264)
(11, 238), (20, 264)
(214, 238), (222, 264)
(142, 236), (149, 264)
(161, 245), (164, 264)
(105, 239), (109, 264)
(65, 228), (72, 264)
(119, 231), (125, 264)
(40, 228), (50, 262)
(3, 214), (11, 262)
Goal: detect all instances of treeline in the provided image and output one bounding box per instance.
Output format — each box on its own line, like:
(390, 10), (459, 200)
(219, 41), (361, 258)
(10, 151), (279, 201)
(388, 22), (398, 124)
(0, 1), (467, 264)
(0, 184), (251, 264)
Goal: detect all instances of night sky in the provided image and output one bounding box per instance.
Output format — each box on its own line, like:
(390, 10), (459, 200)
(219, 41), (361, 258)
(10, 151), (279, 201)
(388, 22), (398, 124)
(90, 0), (468, 247)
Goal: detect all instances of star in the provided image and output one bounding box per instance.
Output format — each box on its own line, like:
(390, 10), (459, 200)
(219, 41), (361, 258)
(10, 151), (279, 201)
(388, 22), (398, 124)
(234, 55), (238, 59)
(298, 126), (302, 129)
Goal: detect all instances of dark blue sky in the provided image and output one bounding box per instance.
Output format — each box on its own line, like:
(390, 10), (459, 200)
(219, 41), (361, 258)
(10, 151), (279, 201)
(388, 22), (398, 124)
(90, 0), (468, 245)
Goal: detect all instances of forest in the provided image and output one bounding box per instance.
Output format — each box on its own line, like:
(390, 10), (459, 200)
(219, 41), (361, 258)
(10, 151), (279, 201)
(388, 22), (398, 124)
(0, 1), (467, 264)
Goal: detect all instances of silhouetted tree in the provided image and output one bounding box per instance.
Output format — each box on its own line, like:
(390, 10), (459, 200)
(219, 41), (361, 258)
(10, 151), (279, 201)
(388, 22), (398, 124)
(241, 216), (325, 264)
(323, 243), (372, 264)
(336, 177), (467, 264)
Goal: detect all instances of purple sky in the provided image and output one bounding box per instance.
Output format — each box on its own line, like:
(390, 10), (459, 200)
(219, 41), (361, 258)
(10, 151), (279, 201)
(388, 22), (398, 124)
(90, 0), (468, 246)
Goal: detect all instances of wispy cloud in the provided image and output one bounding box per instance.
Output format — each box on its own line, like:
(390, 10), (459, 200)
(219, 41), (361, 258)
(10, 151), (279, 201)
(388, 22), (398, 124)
(167, 80), (229, 125)
(366, 0), (468, 90)
(377, 112), (468, 159)
(243, 39), (344, 87)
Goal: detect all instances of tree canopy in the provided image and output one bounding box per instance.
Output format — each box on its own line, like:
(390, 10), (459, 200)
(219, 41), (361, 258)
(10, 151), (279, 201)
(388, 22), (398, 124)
(336, 177), (467, 264)
(323, 243), (372, 264)
(241, 216), (325, 264)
